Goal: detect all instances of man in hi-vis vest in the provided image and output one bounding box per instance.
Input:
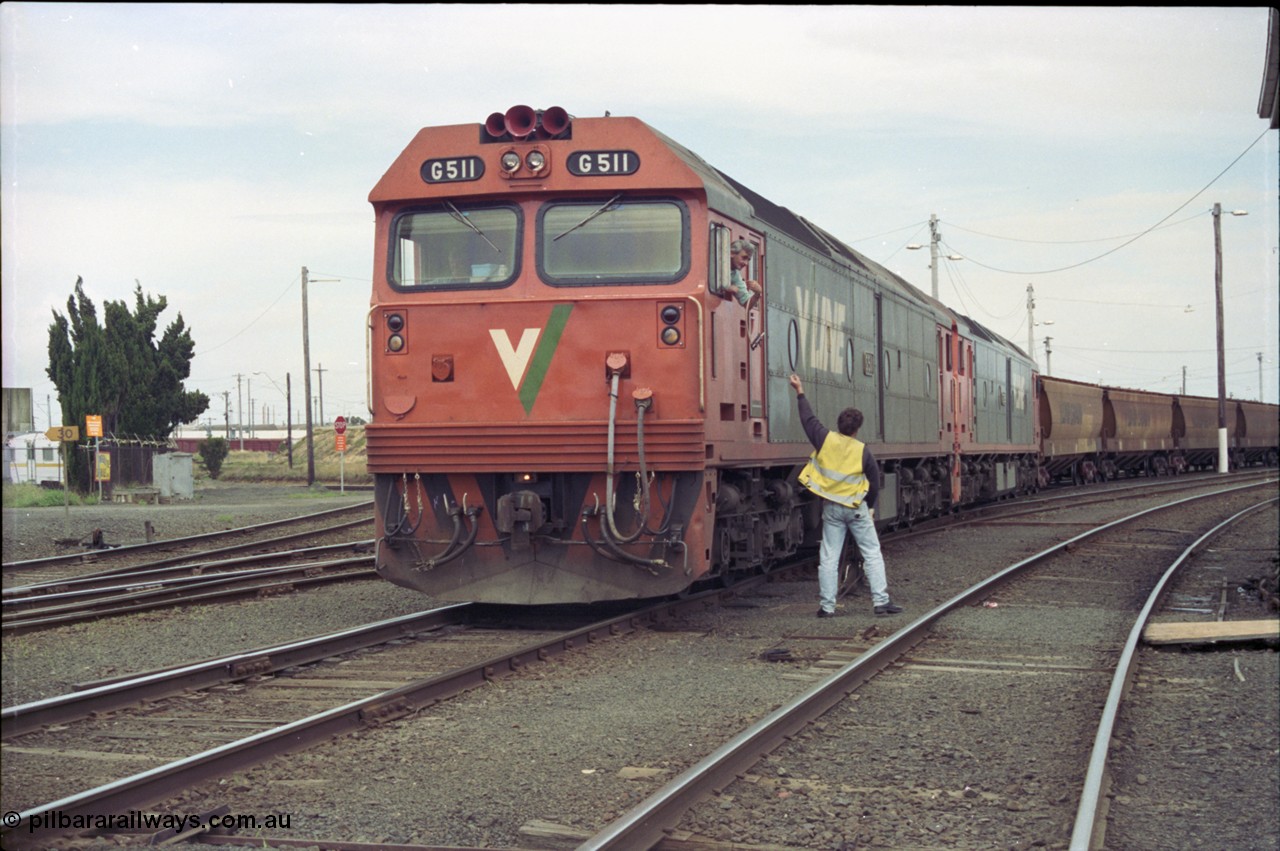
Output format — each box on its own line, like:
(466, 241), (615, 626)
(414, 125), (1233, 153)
(790, 374), (904, 618)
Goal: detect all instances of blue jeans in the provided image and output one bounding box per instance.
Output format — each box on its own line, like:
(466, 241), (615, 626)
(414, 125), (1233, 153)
(818, 501), (889, 611)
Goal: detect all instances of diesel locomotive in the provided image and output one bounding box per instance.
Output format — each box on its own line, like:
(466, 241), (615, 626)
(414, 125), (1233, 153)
(364, 105), (1276, 605)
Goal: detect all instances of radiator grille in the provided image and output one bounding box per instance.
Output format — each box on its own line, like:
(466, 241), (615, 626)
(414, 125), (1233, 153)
(366, 420), (706, 472)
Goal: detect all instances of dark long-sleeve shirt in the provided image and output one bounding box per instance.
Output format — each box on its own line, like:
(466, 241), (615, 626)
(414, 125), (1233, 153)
(796, 394), (880, 509)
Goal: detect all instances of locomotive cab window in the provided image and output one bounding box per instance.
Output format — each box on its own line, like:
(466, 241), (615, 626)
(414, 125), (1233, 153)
(389, 204), (520, 289)
(709, 224), (731, 296)
(539, 198), (689, 286)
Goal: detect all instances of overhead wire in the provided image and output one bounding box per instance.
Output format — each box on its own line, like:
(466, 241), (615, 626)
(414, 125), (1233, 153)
(941, 128), (1270, 276)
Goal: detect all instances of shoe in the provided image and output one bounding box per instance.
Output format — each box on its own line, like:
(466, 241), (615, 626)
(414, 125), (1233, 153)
(816, 609), (837, 618)
(873, 602), (904, 616)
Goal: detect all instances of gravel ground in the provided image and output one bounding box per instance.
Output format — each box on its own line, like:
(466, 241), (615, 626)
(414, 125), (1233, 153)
(3, 480), (372, 565)
(3, 481), (408, 706)
(2, 482), (1276, 850)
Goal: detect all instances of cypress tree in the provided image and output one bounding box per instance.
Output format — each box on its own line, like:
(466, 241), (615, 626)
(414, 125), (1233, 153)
(47, 278), (210, 491)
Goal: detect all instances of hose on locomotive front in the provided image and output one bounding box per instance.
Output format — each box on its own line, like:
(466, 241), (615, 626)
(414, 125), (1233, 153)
(384, 472), (426, 538)
(381, 474), (482, 571)
(410, 492), (483, 571)
(591, 365), (683, 572)
(604, 368), (651, 544)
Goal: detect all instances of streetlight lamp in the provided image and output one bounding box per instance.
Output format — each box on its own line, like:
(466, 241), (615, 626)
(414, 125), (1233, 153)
(906, 213), (964, 301)
(1212, 203), (1248, 474)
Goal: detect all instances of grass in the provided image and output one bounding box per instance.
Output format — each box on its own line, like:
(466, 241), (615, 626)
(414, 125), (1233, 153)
(202, 427), (372, 486)
(3, 483), (100, 508)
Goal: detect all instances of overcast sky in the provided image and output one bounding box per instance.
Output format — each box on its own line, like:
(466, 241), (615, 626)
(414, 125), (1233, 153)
(3, 4), (1276, 435)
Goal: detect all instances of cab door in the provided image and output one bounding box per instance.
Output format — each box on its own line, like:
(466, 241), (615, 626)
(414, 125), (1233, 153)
(746, 237), (766, 427)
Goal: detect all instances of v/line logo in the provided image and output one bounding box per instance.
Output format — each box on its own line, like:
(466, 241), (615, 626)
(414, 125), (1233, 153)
(488, 304), (573, 414)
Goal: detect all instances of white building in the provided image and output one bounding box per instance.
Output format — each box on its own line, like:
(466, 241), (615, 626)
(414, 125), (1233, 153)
(4, 432), (65, 485)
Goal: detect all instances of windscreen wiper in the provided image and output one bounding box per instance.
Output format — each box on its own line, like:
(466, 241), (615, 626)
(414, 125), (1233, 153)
(445, 201), (502, 256)
(553, 194), (623, 242)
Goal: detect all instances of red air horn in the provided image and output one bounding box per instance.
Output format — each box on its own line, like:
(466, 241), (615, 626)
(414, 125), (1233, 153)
(484, 112), (508, 139)
(503, 104), (538, 139)
(538, 106), (571, 138)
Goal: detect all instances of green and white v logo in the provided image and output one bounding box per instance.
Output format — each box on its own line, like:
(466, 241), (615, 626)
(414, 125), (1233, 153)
(489, 304), (573, 414)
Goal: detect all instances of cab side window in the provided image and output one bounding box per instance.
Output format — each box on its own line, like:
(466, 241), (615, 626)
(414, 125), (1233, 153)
(709, 223), (731, 296)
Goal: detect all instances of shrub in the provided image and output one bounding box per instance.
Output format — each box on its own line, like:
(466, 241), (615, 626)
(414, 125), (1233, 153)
(199, 437), (230, 479)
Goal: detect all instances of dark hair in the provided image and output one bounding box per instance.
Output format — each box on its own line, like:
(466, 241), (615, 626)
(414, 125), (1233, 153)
(837, 408), (863, 436)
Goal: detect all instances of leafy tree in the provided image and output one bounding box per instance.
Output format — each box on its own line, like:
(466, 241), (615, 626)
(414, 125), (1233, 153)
(47, 278), (210, 489)
(199, 437), (230, 479)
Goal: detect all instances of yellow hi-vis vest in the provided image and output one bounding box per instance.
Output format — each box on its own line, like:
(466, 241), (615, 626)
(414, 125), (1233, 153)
(798, 433), (871, 508)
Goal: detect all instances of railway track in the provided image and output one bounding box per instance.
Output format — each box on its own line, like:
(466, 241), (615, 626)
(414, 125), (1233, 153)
(2, 507), (378, 633)
(1, 500), (374, 581)
(609, 480), (1276, 850)
(5, 473), (1274, 844)
(8, 473), (1258, 637)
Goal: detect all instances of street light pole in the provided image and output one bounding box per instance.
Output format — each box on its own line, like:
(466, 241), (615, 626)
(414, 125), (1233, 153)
(1212, 203), (1248, 473)
(906, 214), (962, 302)
(927, 213), (939, 300)
(301, 266), (340, 485)
(302, 266), (314, 484)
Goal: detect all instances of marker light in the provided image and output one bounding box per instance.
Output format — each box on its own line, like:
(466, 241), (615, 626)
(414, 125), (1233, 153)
(387, 312), (405, 353)
(659, 303), (683, 347)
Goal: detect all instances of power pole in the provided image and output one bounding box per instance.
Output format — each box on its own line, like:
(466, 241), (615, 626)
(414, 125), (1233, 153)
(314, 363), (327, 424)
(301, 267), (339, 485)
(1044, 337), (1053, 376)
(1026, 284), (1037, 369)
(1213, 204), (1227, 473)
(302, 266), (315, 484)
(286, 372), (293, 468)
(235, 373), (245, 449)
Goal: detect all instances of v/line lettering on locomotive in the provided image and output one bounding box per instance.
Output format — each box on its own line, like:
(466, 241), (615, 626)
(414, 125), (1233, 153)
(364, 104), (1280, 606)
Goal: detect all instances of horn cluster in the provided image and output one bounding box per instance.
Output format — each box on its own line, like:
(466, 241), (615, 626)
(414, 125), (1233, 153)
(483, 105), (572, 142)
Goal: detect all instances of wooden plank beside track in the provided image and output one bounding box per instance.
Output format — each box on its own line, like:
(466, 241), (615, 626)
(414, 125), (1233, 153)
(1143, 619), (1280, 646)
